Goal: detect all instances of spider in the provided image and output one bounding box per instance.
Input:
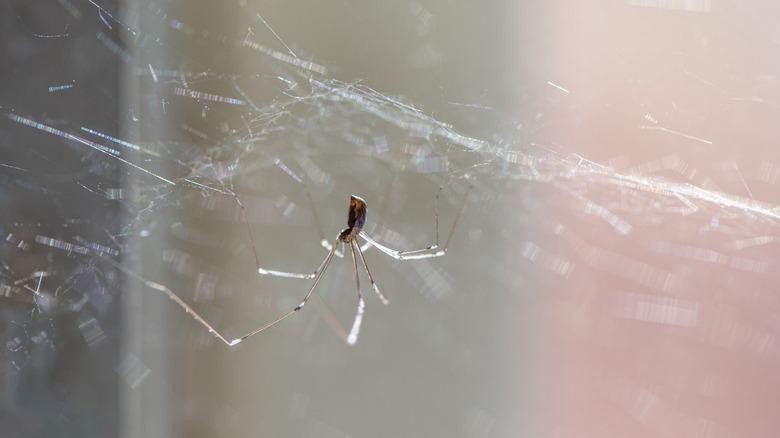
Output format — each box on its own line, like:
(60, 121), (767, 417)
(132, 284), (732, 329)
(119, 187), (469, 346)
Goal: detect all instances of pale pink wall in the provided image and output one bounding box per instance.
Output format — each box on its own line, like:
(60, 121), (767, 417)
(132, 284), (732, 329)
(510, 2), (780, 437)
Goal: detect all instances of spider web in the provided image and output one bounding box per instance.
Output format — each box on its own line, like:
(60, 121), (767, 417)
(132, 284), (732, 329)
(2, 1), (780, 437)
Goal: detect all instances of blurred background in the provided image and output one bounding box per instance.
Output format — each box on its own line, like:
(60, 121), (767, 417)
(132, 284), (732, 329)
(2, 0), (780, 437)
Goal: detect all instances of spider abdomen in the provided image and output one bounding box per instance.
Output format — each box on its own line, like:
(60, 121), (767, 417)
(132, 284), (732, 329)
(347, 195), (367, 230)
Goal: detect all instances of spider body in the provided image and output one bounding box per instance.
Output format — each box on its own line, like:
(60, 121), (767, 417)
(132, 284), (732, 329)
(236, 189), (468, 345)
(118, 186), (469, 346)
(339, 195), (367, 242)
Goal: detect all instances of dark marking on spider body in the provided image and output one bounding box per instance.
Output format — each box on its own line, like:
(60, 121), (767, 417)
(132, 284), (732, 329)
(339, 195), (367, 242)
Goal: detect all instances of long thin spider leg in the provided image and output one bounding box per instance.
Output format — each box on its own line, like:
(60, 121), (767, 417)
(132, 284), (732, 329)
(257, 267), (316, 279)
(346, 240), (365, 345)
(235, 242), (338, 344)
(109, 235), (338, 346)
(359, 184), (471, 260)
(302, 180), (343, 258)
(320, 239), (345, 258)
(233, 195), (329, 279)
(103, 256), (238, 346)
(275, 159), (326, 243)
(362, 185), (441, 257)
(275, 159), (344, 258)
(354, 240), (389, 305)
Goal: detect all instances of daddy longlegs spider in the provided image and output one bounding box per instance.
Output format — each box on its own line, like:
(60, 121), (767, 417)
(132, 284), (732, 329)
(114, 184), (469, 346)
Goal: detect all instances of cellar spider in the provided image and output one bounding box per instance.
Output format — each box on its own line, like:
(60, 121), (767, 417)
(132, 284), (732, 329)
(116, 184), (469, 346)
